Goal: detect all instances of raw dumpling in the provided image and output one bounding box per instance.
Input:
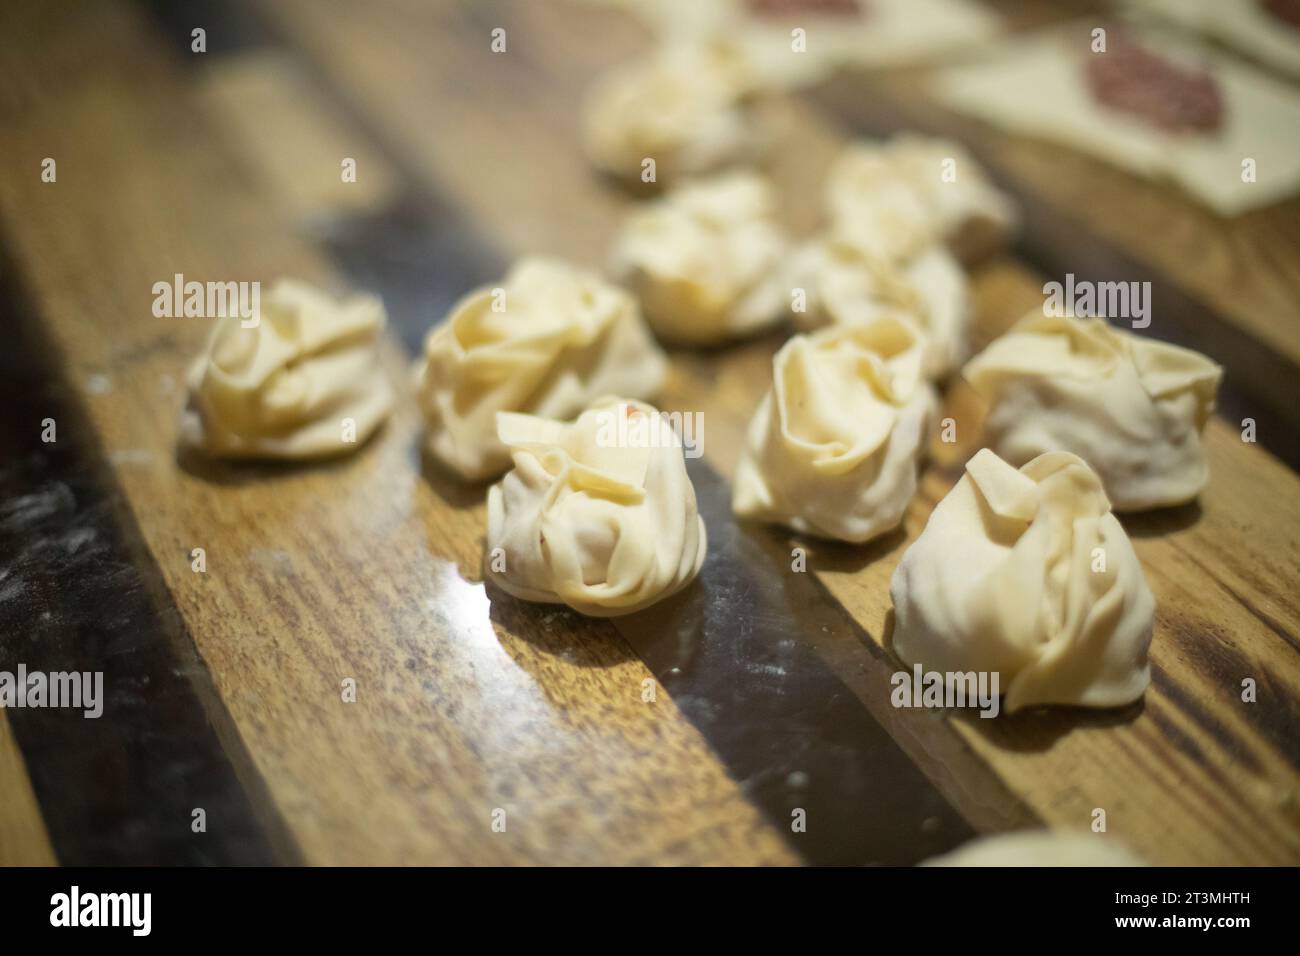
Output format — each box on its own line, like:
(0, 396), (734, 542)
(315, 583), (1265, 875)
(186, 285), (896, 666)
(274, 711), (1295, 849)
(486, 398), (707, 617)
(825, 133), (1017, 264)
(733, 317), (937, 542)
(963, 313), (1223, 510)
(923, 830), (1146, 866)
(415, 258), (667, 482)
(582, 42), (759, 184)
(891, 448), (1155, 711)
(785, 231), (972, 378)
(181, 278), (394, 459)
(611, 171), (789, 345)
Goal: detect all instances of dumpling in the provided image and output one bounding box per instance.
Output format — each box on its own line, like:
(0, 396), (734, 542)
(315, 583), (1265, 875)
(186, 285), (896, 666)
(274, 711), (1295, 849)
(485, 398), (707, 617)
(582, 42), (759, 184)
(611, 171), (788, 345)
(825, 133), (1017, 264)
(923, 831), (1146, 867)
(963, 314), (1223, 511)
(733, 317), (937, 542)
(785, 231), (971, 378)
(415, 257), (668, 482)
(891, 448), (1155, 712)
(180, 278), (394, 459)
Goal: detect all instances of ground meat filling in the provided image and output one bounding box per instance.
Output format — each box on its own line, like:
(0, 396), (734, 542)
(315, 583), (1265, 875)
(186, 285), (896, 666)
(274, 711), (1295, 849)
(1084, 33), (1225, 134)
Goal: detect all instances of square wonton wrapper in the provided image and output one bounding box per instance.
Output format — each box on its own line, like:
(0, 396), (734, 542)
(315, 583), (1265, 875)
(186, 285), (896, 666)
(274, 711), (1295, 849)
(933, 22), (1300, 215)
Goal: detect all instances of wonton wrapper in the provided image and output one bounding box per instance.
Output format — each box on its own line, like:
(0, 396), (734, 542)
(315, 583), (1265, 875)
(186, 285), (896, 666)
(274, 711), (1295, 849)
(923, 830), (1146, 867)
(486, 398), (707, 617)
(181, 278), (393, 459)
(825, 134), (1017, 265)
(415, 258), (667, 482)
(891, 448), (1156, 711)
(935, 22), (1300, 215)
(582, 42), (759, 184)
(1128, 0), (1300, 80)
(576, 0), (1001, 90)
(612, 172), (789, 345)
(963, 314), (1223, 511)
(786, 232), (971, 378)
(734, 317), (937, 542)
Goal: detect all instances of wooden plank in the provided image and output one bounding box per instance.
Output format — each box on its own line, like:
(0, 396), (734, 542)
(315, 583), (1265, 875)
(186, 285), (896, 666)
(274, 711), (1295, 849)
(197, 51), (400, 224)
(0, 716), (56, 866)
(263, 0), (1300, 864)
(0, 1), (794, 865)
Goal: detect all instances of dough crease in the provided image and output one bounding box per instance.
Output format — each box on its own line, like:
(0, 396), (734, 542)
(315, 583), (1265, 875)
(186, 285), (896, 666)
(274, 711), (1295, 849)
(891, 448), (1156, 712)
(486, 398), (707, 617)
(181, 278), (394, 459)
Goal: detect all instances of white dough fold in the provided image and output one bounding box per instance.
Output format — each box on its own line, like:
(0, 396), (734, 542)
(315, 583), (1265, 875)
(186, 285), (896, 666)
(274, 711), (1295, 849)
(891, 448), (1156, 712)
(785, 233), (971, 379)
(963, 313), (1222, 510)
(181, 278), (394, 459)
(582, 42), (759, 183)
(825, 134), (1017, 265)
(415, 258), (667, 482)
(733, 317), (936, 542)
(611, 171), (789, 345)
(486, 398), (707, 617)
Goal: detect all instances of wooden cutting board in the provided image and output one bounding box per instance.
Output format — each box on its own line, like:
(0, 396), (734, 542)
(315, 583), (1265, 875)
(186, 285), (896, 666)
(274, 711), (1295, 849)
(0, 0), (1295, 866)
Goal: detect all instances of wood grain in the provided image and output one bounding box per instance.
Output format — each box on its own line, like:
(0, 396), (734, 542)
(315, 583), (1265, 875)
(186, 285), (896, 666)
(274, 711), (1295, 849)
(0, 1), (793, 865)
(260, 0), (1300, 864)
(0, 0), (1296, 866)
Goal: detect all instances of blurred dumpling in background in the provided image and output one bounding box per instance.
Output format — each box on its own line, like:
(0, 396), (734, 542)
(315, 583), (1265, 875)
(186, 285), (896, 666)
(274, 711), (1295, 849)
(415, 258), (667, 482)
(486, 398), (707, 617)
(575, 0), (1002, 90)
(733, 317), (937, 543)
(923, 830), (1146, 866)
(891, 448), (1156, 712)
(824, 133), (1018, 265)
(582, 42), (761, 184)
(963, 313), (1223, 511)
(611, 171), (790, 345)
(784, 231), (972, 379)
(181, 278), (394, 460)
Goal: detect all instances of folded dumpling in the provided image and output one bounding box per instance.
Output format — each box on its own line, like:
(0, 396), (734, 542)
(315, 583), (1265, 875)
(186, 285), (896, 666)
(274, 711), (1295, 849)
(415, 258), (667, 482)
(612, 172), (789, 345)
(785, 231), (971, 378)
(181, 278), (394, 459)
(825, 133), (1017, 264)
(963, 314), (1223, 511)
(923, 831), (1146, 867)
(891, 448), (1156, 711)
(583, 42), (759, 183)
(733, 317), (937, 542)
(486, 398), (707, 617)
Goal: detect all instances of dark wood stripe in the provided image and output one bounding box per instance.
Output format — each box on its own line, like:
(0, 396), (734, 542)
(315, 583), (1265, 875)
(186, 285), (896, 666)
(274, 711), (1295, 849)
(0, 254), (296, 865)
(617, 462), (982, 864)
(136, 0), (276, 56)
